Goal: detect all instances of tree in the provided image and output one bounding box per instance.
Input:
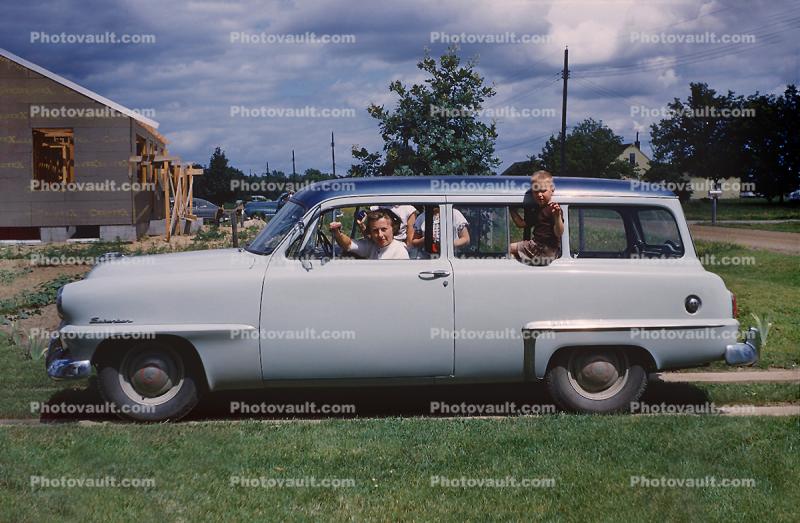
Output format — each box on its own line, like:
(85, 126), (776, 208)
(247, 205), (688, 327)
(194, 147), (246, 204)
(740, 85), (799, 202)
(535, 118), (637, 179)
(643, 160), (692, 201)
(649, 83), (746, 182)
(349, 47), (499, 176)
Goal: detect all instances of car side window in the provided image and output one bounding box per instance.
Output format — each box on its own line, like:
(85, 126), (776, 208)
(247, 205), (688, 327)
(568, 206), (685, 259)
(634, 208), (685, 258)
(569, 207), (628, 258)
(454, 206), (508, 259)
(289, 203), (441, 260)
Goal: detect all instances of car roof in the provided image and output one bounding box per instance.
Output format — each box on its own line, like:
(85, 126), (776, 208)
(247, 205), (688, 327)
(292, 175), (676, 208)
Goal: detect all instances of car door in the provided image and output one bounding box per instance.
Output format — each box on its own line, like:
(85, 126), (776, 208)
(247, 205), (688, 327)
(259, 197), (455, 380)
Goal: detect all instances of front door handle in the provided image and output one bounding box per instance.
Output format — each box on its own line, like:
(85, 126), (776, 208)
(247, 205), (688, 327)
(418, 270), (450, 279)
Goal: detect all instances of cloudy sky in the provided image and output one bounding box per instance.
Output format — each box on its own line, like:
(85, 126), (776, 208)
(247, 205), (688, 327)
(2, 0), (798, 176)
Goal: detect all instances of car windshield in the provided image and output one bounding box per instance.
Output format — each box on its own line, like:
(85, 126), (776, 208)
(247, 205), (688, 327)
(246, 201), (306, 255)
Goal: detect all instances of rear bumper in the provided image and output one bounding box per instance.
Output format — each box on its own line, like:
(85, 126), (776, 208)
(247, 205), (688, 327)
(45, 335), (91, 380)
(725, 327), (760, 366)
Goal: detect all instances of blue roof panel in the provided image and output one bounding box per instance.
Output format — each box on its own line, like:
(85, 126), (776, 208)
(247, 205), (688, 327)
(293, 176), (676, 208)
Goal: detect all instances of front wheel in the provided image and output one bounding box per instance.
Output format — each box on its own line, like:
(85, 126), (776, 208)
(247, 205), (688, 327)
(97, 341), (201, 422)
(546, 348), (647, 414)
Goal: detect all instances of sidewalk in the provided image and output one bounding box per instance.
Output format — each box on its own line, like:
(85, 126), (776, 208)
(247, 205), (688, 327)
(651, 369), (800, 383)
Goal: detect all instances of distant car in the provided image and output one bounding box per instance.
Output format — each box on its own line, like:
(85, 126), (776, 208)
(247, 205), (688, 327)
(739, 191), (757, 198)
(249, 195), (268, 202)
(192, 198), (223, 224)
(788, 190), (800, 202)
(244, 200), (279, 219)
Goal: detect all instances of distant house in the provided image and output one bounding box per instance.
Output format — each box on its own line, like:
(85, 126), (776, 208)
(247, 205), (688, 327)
(499, 160), (537, 177)
(0, 48), (169, 242)
(617, 133), (651, 175)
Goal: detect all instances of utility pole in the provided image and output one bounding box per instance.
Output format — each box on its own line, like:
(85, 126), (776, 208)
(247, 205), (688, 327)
(560, 46), (569, 176)
(292, 150), (296, 176)
(265, 161), (269, 176)
(331, 131), (336, 176)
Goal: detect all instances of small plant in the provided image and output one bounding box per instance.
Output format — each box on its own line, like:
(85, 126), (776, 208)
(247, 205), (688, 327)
(1, 319), (47, 360)
(750, 312), (772, 349)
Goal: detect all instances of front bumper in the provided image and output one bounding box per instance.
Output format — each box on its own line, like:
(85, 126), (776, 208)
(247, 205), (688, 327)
(725, 327), (760, 366)
(45, 335), (91, 380)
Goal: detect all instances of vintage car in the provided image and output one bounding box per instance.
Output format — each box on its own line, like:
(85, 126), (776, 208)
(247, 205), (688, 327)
(46, 176), (759, 421)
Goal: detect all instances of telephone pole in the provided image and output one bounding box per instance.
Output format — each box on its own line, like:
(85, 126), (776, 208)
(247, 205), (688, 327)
(265, 161), (269, 176)
(560, 47), (569, 176)
(292, 150), (296, 176)
(331, 131), (336, 176)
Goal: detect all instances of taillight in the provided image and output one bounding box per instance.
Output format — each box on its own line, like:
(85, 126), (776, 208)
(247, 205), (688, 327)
(731, 293), (738, 318)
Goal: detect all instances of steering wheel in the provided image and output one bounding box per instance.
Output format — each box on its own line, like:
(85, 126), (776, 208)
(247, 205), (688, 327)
(663, 240), (680, 256)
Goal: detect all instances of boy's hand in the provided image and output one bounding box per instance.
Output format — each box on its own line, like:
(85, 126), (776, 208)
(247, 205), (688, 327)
(329, 222), (343, 233)
(548, 202), (562, 217)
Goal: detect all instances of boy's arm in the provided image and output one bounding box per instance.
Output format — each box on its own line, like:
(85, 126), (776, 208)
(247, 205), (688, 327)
(551, 203), (564, 237)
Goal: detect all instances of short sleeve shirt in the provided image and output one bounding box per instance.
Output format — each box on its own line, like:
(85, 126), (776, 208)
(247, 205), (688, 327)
(347, 238), (410, 259)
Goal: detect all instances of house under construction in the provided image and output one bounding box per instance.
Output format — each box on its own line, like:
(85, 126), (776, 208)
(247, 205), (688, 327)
(0, 48), (200, 242)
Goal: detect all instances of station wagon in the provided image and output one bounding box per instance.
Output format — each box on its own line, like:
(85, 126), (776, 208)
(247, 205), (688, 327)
(47, 176), (759, 421)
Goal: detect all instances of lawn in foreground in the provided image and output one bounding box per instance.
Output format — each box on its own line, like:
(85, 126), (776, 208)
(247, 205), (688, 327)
(1, 416), (797, 521)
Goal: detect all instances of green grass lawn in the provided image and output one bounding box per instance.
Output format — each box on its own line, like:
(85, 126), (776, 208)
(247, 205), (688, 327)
(694, 221), (800, 234)
(696, 241), (799, 369)
(1, 416), (798, 521)
(682, 198), (800, 221)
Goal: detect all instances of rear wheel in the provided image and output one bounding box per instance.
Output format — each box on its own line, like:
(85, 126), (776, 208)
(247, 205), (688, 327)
(546, 348), (647, 413)
(97, 341), (201, 421)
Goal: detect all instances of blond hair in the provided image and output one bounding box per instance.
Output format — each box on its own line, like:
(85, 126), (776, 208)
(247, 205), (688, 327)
(530, 170), (554, 191)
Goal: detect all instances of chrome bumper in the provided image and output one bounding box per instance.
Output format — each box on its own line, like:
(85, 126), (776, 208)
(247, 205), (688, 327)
(46, 336), (91, 380)
(725, 327), (760, 366)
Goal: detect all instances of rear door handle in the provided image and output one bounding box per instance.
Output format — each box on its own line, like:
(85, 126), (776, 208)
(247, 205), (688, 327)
(418, 270), (450, 279)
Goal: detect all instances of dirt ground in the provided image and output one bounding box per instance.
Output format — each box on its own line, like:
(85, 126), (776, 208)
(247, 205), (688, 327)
(689, 224), (800, 254)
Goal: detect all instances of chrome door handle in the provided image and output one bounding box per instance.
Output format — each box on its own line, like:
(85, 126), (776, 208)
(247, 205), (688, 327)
(418, 270), (450, 279)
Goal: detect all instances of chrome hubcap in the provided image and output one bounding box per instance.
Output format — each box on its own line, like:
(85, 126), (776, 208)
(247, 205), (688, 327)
(119, 345), (184, 405)
(567, 350), (630, 400)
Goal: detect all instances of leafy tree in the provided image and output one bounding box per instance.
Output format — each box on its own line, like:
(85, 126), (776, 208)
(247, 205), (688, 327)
(739, 85), (799, 202)
(649, 83), (746, 182)
(349, 47), (499, 176)
(194, 147), (246, 204)
(643, 160), (692, 202)
(535, 118), (637, 179)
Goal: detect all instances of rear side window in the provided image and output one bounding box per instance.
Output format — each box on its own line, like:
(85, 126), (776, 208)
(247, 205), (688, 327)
(569, 208), (627, 258)
(568, 205), (684, 259)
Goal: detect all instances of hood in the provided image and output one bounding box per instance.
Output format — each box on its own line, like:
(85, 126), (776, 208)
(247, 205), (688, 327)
(86, 248), (258, 279)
